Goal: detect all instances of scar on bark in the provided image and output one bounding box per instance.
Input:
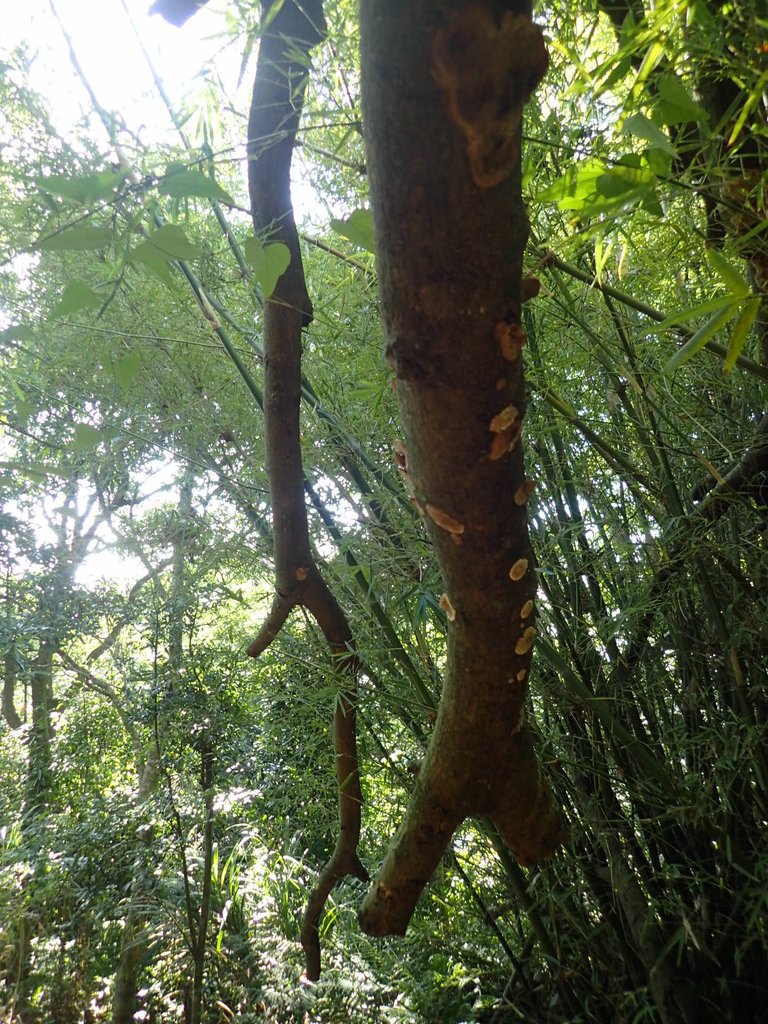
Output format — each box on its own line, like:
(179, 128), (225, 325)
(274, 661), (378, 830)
(431, 4), (549, 188)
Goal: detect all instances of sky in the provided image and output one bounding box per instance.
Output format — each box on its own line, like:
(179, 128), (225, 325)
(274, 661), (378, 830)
(5, 0), (240, 140)
(3, 0), (325, 229)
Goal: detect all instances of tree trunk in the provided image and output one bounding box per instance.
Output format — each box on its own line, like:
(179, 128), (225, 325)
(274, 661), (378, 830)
(112, 470), (194, 1023)
(3, 642), (22, 729)
(25, 640), (54, 818)
(187, 739), (214, 1024)
(110, 747), (160, 1024)
(358, 0), (562, 937)
(245, 0), (368, 980)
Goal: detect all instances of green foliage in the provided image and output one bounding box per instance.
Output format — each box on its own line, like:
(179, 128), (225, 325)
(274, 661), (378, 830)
(0, 0), (766, 1021)
(537, 154), (661, 221)
(159, 162), (234, 205)
(34, 169), (126, 205)
(35, 224), (112, 252)
(331, 208), (375, 251)
(129, 223), (201, 263)
(49, 279), (104, 318)
(243, 235), (291, 297)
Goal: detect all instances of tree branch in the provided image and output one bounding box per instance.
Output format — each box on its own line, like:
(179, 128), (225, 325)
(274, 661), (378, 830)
(246, 0), (367, 980)
(357, 0), (562, 939)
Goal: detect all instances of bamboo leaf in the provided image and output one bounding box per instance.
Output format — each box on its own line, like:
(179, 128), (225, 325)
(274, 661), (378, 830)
(723, 297), (760, 375)
(706, 249), (749, 298)
(646, 294), (736, 333)
(634, 38), (666, 91)
(727, 70), (768, 147)
(664, 303), (739, 373)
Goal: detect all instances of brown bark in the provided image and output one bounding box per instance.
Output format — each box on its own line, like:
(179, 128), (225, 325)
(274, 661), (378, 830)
(25, 640), (54, 817)
(245, 0), (367, 981)
(357, 0), (562, 938)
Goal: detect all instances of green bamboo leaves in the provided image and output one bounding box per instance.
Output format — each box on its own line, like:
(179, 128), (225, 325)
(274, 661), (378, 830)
(536, 155), (660, 222)
(659, 250), (760, 375)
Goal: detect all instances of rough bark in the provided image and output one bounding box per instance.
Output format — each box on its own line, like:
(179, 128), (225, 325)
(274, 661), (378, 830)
(110, 747), (160, 1024)
(357, 0), (562, 937)
(25, 640), (54, 818)
(245, 0), (367, 981)
(188, 738), (214, 1024)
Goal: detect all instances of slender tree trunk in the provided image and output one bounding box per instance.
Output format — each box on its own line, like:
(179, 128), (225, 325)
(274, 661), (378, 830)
(112, 470), (195, 1023)
(245, 0), (368, 979)
(24, 640), (54, 818)
(188, 739), (214, 1024)
(110, 746), (160, 1024)
(3, 642), (22, 729)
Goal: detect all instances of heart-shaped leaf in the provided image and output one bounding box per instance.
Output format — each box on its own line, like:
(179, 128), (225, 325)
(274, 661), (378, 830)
(113, 352), (142, 393)
(623, 113), (676, 156)
(243, 237), (291, 297)
(330, 208), (375, 251)
(35, 170), (124, 204)
(654, 75), (708, 125)
(130, 224), (201, 263)
(72, 424), (108, 451)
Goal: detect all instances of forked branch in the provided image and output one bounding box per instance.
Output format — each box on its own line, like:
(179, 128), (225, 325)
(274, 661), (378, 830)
(357, 0), (562, 937)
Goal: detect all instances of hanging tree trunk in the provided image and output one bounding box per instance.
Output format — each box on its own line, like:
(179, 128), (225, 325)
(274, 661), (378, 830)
(146, 0), (367, 982)
(155, 0), (558, 967)
(244, 0), (368, 981)
(357, 0), (562, 937)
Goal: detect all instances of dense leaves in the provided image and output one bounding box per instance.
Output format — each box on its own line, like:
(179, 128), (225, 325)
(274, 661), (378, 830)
(0, 0), (766, 1021)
